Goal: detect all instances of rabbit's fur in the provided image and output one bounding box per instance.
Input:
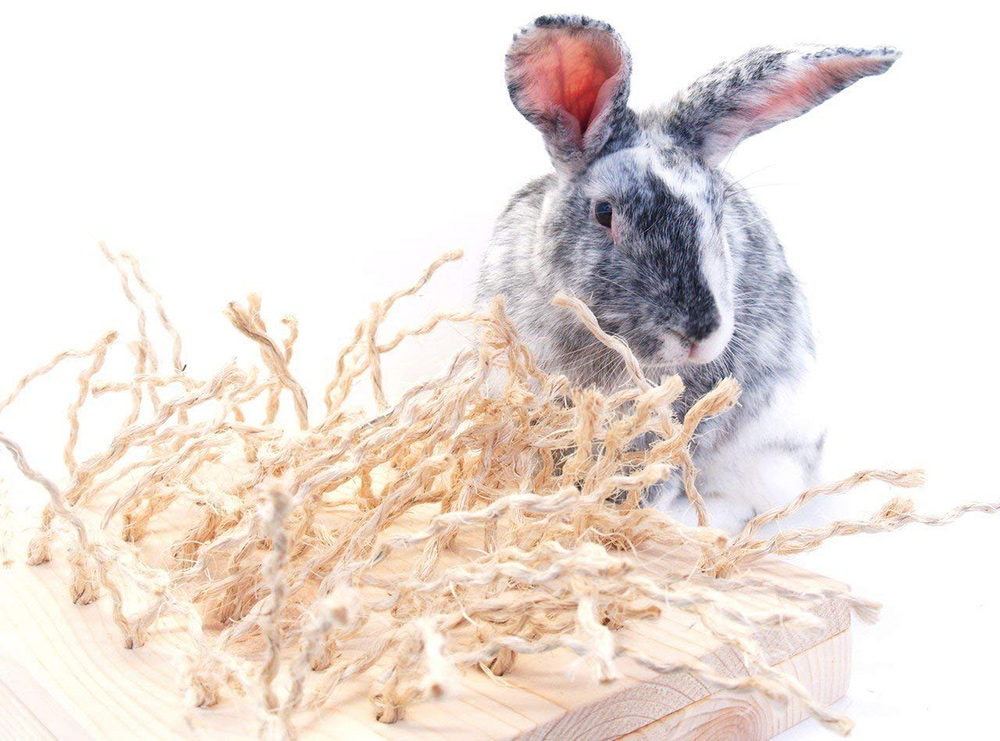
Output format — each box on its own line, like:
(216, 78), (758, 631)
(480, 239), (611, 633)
(477, 16), (899, 531)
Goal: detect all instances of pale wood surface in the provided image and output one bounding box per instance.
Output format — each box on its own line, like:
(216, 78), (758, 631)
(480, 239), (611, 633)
(0, 539), (851, 741)
(622, 630), (851, 741)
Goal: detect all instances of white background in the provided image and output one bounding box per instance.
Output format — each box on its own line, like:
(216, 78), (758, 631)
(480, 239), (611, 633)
(1, 2), (997, 738)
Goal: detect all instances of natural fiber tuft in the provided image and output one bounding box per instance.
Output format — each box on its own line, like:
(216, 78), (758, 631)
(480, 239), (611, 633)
(0, 246), (996, 739)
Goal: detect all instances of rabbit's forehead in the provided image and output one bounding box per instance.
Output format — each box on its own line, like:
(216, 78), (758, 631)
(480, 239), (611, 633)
(586, 145), (723, 212)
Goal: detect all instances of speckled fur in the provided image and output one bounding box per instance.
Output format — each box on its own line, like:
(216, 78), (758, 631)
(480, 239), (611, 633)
(478, 16), (899, 531)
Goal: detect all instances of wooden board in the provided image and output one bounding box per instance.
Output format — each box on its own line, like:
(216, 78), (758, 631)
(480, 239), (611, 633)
(0, 535), (851, 741)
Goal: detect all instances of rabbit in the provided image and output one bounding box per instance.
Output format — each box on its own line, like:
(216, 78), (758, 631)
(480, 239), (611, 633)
(476, 15), (899, 532)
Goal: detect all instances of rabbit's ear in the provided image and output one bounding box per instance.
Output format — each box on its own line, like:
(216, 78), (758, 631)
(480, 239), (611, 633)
(506, 16), (633, 172)
(659, 46), (900, 167)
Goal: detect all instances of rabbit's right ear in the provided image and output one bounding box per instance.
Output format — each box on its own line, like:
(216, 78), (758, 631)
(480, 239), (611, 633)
(506, 16), (633, 173)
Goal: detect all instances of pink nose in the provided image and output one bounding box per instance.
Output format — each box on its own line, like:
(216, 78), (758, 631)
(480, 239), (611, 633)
(687, 341), (707, 363)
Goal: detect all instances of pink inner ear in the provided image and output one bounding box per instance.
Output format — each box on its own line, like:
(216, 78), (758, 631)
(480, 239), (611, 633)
(519, 28), (624, 136)
(751, 56), (885, 125)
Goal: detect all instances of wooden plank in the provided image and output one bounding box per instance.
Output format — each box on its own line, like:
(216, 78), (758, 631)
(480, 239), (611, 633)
(0, 672), (57, 741)
(0, 538), (852, 740)
(623, 629), (851, 740)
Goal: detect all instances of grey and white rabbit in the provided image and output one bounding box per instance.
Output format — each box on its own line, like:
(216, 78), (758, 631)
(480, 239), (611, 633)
(477, 15), (899, 531)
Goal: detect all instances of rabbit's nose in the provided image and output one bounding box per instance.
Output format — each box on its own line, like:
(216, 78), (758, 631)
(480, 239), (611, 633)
(687, 341), (711, 364)
(685, 314), (734, 366)
(684, 303), (721, 342)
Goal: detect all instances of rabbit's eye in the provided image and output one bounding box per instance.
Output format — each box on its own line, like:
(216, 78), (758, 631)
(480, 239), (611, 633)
(594, 201), (613, 228)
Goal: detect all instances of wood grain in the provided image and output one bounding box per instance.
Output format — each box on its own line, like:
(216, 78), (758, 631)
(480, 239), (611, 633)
(623, 629), (851, 740)
(0, 537), (851, 740)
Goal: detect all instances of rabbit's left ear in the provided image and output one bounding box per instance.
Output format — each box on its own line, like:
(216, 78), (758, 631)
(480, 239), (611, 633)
(506, 16), (633, 172)
(659, 46), (900, 167)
